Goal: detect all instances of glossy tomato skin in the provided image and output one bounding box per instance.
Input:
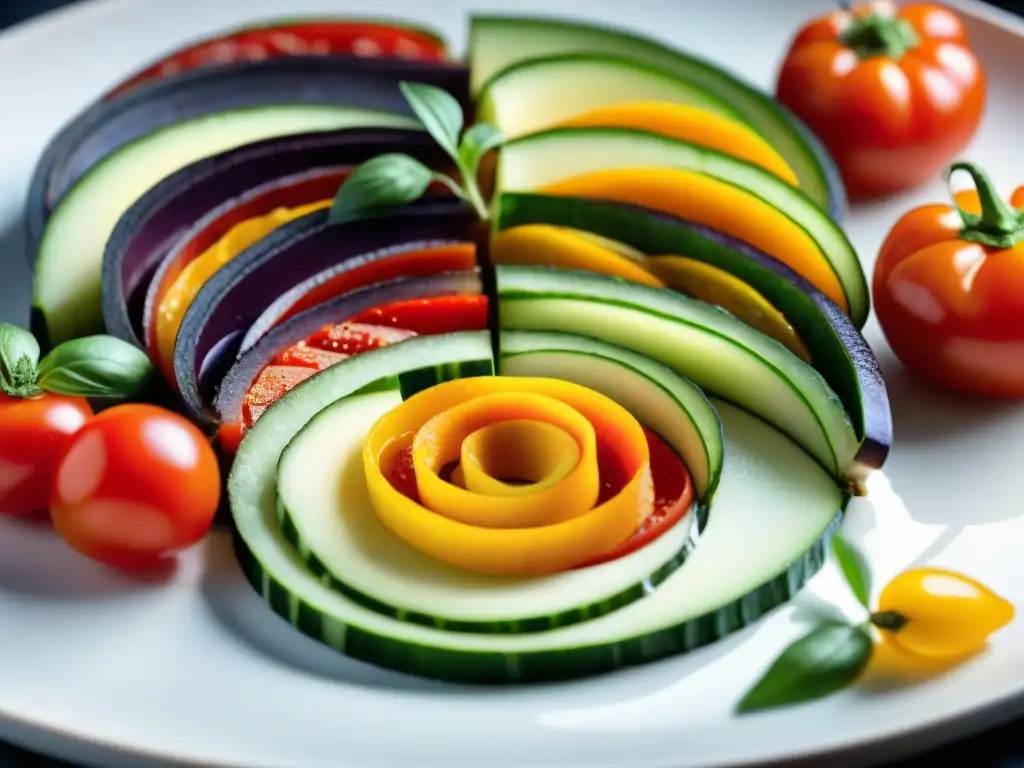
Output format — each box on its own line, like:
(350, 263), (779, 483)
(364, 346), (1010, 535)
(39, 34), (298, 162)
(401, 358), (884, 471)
(873, 186), (1024, 397)
(776, 2), (984, 199)
(0, 393), (92, 516)
(50, 404), (220, 572)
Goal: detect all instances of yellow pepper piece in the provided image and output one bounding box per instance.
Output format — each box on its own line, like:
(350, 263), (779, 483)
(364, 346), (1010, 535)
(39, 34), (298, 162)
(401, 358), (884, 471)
(648, 255), (812, 363)
(154, 198), (331, 377)
(874, 567), (1015, 659)
(363, 376), (652, 576)
(538, 168), (850, 313)
(557, 101), (800, 187)
(412, 391), (599, 526)
(570, 230), (649, 266)
(458, 419), (580, 497)
(491, 225), (665, 288)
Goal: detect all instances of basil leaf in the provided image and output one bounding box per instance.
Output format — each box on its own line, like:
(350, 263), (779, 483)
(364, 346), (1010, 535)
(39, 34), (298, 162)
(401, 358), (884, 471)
(831, 533), (872, 609)
(737, 622), (873, 714)
(329, 153), (434, 225)
(399, 81), (464, 161)
(37, 336), (155, 399)
(457, 123), (504, 176)
(0, 323), (42, 397)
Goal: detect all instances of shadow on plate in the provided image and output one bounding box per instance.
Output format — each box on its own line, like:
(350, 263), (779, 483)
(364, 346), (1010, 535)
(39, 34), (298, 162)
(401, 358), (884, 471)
(197, 532), (765, 703)
(0, 214), (32, 327)
(878, 350), (1024, 445)
(0, 515), (174, 598)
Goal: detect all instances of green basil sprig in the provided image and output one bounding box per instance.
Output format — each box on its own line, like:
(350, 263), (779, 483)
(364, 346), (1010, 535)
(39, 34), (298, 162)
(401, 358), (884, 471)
(0, 323), (154, 401)
(737, 534), (877, 714)
(329, 81), (504, 225)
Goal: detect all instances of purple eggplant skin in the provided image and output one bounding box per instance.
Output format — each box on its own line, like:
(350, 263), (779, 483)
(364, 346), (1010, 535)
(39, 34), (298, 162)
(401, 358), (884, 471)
(174, 198), (479, 427)
(101, 127), (450, 348)
(496, 193), (891, 472)
(215, 269), (484, 428)
(26, 55), (470, 259)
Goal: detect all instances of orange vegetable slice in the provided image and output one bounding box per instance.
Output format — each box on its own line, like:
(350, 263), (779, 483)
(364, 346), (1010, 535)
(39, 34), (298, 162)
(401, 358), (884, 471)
(154, 198), (330, 378)
(363, 376), (652, 575)
(538, 168), (849, 312)
(491, 225), (664, 287)
(647, 255), (812, 362)
(557, 101), (799, 186)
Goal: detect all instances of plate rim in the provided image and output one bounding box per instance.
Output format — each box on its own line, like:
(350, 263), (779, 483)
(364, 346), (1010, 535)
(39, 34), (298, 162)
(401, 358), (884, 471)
(0, 1), (1023, 766)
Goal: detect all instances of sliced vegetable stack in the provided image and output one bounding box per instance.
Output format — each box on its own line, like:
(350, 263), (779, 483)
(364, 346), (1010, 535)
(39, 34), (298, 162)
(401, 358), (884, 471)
(20, 12), (943, 691)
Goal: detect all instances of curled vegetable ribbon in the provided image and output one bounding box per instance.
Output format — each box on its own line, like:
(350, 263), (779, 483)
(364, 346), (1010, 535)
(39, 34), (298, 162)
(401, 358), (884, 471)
(363, 376), (653, 575)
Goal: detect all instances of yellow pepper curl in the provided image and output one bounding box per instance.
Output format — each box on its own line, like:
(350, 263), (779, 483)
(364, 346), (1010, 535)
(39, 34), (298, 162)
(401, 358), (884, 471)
(363, 377), (653, 575)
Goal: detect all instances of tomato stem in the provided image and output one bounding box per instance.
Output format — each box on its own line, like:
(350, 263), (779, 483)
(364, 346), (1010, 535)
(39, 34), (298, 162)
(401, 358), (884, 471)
(947, 162), (1024, 249)
(869, 609), (908, 632)
(839, 10), (920, 60)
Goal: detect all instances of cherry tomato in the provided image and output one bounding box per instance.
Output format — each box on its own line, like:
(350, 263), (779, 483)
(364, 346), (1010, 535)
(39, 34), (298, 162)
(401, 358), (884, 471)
(776, 1), (984, 199)
(0, 393), (92, 516)
(104, 22), (448, 100)
(873, 162), (1024, 398)
(50, 404), (220, 573)
(875, 567), (1014, 658)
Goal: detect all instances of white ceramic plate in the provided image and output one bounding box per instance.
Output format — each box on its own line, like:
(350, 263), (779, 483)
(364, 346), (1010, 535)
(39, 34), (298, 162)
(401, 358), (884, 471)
(2, 1), (1024, 766)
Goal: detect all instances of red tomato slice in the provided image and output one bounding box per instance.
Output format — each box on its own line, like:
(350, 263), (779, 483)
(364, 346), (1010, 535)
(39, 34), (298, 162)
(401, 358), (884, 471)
(578, 427), (694, 567)
(350, 295), (489, 335)
(104, 22), (448, 100)
(272, 344), (349, 370)
(306, 323), (417, 355)
(276, 244), (477, 325)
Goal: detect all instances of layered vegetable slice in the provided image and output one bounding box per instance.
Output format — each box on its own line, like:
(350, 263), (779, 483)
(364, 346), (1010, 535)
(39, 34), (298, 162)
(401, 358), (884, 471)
(476, 54), (746, 139)
(102, 128), (445, 347)
(215, 272), (487, 454)
(494, 266), (857, 482)
(103, 18), (451, 100)
(468, 14), (843, 218)
(496, 199), (891, 473)
(229, 332), (844, 682)
(32, 56), (470, 348)
(276, 349), (710, 626)
(172, 199), (477, 425)
(495, 127), (867, 325)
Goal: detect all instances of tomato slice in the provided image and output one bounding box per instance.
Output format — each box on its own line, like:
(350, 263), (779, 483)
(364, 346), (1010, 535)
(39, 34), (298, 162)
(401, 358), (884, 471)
(579, 427), (694, 566)
(305, 323), (417, 355)
(104, 22), (448, 100)
(276, 244), (476, 326)
(350, 295), (489, 335)
(272, 344), (349, 370)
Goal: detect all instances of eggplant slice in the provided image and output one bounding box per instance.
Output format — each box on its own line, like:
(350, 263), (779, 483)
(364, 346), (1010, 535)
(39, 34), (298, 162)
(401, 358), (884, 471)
(102, 127), (450, 347)
(27, 55), (469, 249)
(173, 198), (478, 426)
(495, 193), (891, 470)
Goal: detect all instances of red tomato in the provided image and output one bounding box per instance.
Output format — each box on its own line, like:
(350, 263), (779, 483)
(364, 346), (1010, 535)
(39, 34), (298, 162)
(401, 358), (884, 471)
(0, 393), (92, 517)
(104, 22), (448, 100)
(577, 427), (694, 567)
(776, 1), (985, 200)
(351, 295), (489, 335)
(306, 322), (416, 355)
(873, 162), (1024, 397)
(50, 405), (220, 573)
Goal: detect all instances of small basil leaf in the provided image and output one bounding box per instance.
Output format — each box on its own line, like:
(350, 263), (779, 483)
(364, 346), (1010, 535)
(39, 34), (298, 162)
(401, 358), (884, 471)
(399, 81), (464, 160)
(329, 153), (434, 225)
(0, 323), (42, 397)
(831, 533), (873, 609)
(37, 336), (155, 399)
(737, 622), (873, 714)
(457, 123), (504, 176)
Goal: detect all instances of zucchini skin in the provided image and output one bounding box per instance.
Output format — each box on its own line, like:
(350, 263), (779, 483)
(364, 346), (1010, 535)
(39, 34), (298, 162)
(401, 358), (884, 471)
(495, 196), (891, 472)
(28, 55), (470, 255)
(232, 503), (843, 684)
